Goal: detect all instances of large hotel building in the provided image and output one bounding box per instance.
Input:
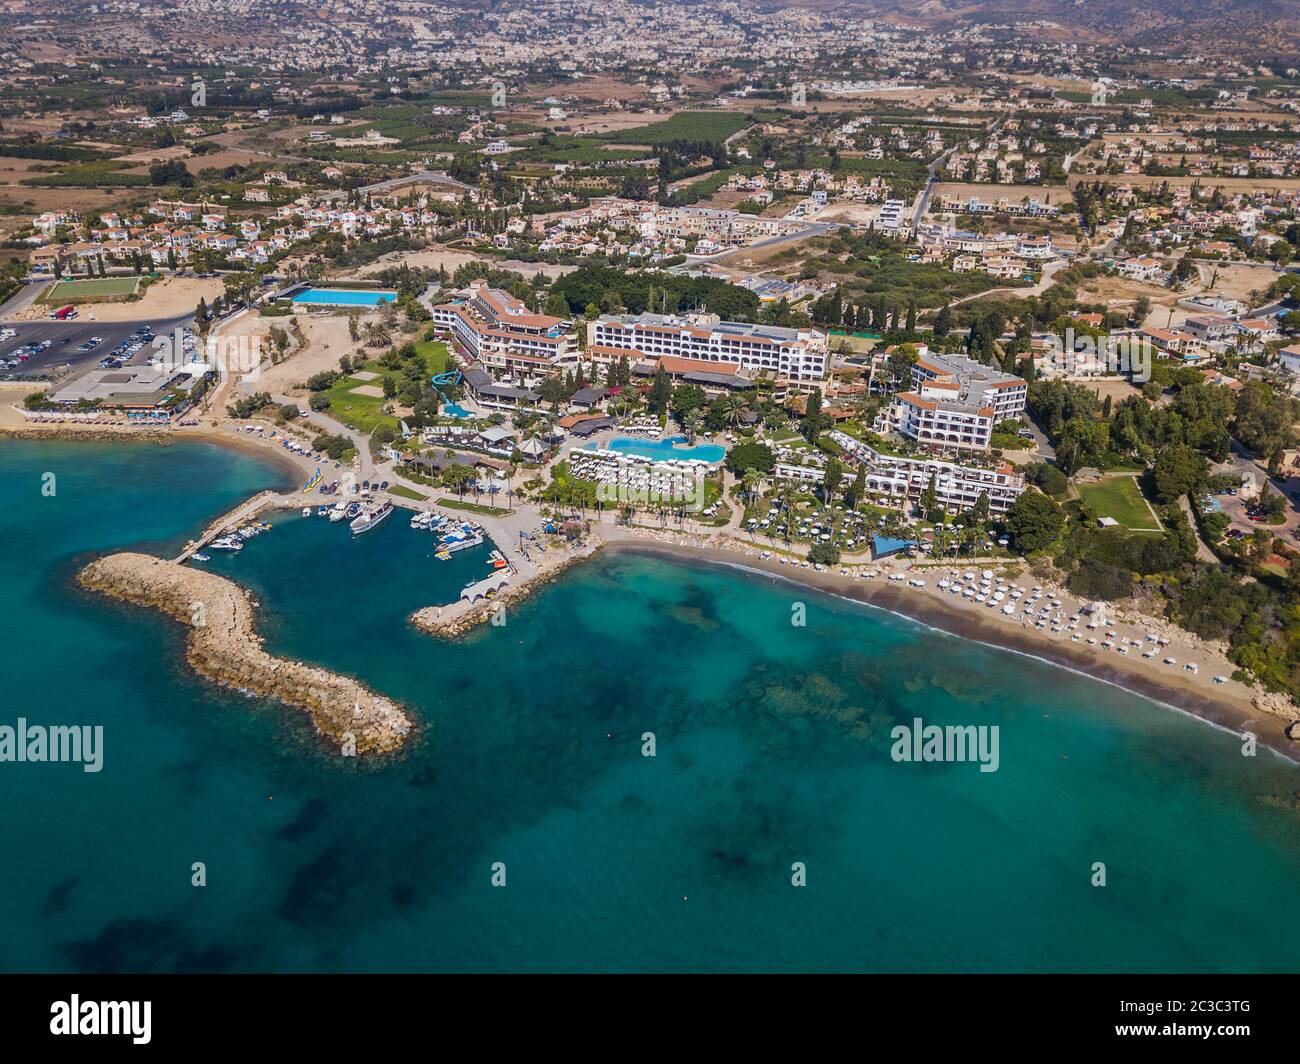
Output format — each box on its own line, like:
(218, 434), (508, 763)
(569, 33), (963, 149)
(883, 352), (1027, 451)
(828, 430), (1025, 514)
(433, 281), (577, 375)
(587, 312), (827, 389)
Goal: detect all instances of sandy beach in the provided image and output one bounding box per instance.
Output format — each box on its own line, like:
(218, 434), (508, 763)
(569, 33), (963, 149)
(5, 418), (1298, 764)
(592, 525), (1300, 764)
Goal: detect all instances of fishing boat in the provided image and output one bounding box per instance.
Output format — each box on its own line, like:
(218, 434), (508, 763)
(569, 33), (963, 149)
(317, 506), (331, 516)
(350, 501), (393, 535)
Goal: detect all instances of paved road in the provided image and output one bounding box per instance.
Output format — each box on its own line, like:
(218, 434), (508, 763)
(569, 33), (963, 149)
(1177, 495), (1220, 562)
(0, 280), (50, 319)
(912, 145), (955, 228)
(1215, 440), (1300, 543)
(1018, 410), (1057, 461)
(914, 112), (1005, 229)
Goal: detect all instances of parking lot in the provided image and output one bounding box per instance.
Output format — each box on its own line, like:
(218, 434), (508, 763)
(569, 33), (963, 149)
(0, 313), (192, 383)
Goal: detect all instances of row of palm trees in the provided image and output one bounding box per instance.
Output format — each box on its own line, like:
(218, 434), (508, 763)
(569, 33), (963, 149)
(735, 474), (994, 558)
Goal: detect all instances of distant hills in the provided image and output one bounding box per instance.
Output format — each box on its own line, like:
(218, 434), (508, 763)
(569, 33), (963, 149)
(790, 0), (1300, 59)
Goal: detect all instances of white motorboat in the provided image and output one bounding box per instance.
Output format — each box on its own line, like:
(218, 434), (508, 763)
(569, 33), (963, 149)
(351, 501), (394, 535)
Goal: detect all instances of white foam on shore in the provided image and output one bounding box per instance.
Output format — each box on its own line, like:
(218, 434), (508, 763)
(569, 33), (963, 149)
(670, 553), (1299, 766)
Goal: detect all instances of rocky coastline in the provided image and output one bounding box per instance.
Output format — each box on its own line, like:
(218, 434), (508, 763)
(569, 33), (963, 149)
(411, 541), (602, 638)
(78, 552), (412, 755)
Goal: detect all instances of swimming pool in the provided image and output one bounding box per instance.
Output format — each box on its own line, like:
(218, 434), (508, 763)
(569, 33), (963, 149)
(442, 402), (473, 419)
(607, 435), (726, 464)
(290, 288), (400, 307)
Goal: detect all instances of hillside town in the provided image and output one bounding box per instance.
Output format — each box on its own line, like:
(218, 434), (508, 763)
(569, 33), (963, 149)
(0, 0), (1297, 800)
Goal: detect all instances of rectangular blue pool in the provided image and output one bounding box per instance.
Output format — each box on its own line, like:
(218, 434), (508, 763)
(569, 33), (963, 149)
(290, 288), (399, 307)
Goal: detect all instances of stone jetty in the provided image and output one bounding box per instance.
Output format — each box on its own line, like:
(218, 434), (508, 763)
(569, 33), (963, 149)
(411, 540), (601, 638)
(78, 552), (412, 754)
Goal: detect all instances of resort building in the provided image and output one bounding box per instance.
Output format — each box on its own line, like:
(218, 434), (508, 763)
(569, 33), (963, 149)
(881, 353), (1027, 451)
(460, 364), (542, 412)
(587, 313), (827, 389)
(623, 355), (755, 394)
(46, 362), (210, 420)
(433, 281), (577, 373)
(828, 430), (1025, 514)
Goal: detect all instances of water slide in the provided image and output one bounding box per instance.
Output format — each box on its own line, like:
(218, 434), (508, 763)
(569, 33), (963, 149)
(431, 369), (469, 416)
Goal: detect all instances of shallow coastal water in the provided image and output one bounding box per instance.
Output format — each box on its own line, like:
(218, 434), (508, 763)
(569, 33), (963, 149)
(2, 439), (1299, 973)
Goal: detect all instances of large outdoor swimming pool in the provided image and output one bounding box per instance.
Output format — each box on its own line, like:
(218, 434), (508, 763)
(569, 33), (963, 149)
(290, 287), (400, 307)
(607, 435), (726, 463)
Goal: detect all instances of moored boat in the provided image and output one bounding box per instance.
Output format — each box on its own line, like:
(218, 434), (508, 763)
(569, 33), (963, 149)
(351, 501), (394, 535)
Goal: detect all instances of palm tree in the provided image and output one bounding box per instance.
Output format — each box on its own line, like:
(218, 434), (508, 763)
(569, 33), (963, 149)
(721, 393), (750, 428)
(684, 410), (703, 443)
(364, 322), (392, 349)
(741, 469), (763, 510)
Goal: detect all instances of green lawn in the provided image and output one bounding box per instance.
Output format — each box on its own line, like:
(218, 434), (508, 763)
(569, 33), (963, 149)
(388, 484), (428, 501)
(321, 371), (398, 435)
(602, 110), (753, 145)
(322, 341), (454, 436)
(1077, 475), (1162, 531)
(438, 497), (511, 516)
(44, 276), (139, 302)
(413, 339), (453, 375)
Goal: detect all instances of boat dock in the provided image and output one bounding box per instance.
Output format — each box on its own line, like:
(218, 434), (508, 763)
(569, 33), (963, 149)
(176, 490), (287, 562)
(174, 488), (533, 577)
(460, 571), (511, 602)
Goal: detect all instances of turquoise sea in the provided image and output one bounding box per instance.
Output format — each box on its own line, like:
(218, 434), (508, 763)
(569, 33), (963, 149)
(1, 438), (1298, 973)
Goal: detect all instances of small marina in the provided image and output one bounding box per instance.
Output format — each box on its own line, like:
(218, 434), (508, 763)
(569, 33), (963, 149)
(172, 477), (563, 636)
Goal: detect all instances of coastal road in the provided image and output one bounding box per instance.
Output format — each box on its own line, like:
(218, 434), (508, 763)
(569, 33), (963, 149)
(261, 388), (376, 481)
(0, 279), (50, 320)
(207, 304), (377, 480)
(1177, 495), (1221, 563)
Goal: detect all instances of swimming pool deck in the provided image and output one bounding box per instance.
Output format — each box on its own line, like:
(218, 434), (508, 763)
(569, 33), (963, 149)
(605, 435), (726, 464)
(290, 288), (400, 307)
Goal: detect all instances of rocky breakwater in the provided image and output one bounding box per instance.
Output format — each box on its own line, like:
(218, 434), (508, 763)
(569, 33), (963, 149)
(411, 541), (602, 639)
(78, 552), (412, 755)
